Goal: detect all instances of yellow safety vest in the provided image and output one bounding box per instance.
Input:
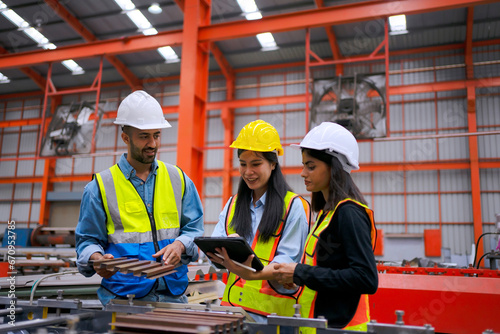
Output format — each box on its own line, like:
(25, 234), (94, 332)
(95, 161), (187, 297)
(298, 199), (376, 333)
(221, 191), (311, 317)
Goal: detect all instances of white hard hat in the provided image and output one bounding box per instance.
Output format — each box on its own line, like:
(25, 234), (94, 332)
(114, 90), (171, 130)
(292, 122), (359, 173)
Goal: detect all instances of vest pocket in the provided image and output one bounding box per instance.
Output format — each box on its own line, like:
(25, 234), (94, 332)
(156, 210), (180, 229)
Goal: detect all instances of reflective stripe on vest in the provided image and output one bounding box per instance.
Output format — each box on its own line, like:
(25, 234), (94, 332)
(299, 199), (375, 332)
(96, 161), (184, 244)
(221, 191), (310, 316)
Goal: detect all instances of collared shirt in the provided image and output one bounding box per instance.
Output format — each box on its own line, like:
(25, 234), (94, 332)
(211, 192), (308, 264)
(76, 153), (204, 276)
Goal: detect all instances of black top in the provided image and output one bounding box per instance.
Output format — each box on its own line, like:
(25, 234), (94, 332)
(293, 202), (378, 328)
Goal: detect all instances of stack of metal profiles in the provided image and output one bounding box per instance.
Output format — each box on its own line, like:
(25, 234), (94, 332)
(90, 257), (176, 279)
(111, 308), (246, 333)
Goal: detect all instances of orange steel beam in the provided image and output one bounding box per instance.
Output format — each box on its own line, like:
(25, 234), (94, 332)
(44, 0), (142, 90)
(314, 0), (343, 75)
(221, 76), (235, 204)
(0, 0), (495, 69)
(202, 160), (500, 178)
(176, 0), (211, 193)
(0, 30), (183, 69)
(3, 73), (500, 129)
(197, 0), (496, 42)
(38, 158), (56, 225)
(2, 159), (499, 184)
(0, 46), (46, 90)
(467, 84), (484, 262)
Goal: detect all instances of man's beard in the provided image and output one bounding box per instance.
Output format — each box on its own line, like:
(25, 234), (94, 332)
(130, 140), (157, 164)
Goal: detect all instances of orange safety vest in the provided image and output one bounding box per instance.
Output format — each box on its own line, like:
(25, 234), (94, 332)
(298, 199), (376, 333)
(221, 191), (311, 316)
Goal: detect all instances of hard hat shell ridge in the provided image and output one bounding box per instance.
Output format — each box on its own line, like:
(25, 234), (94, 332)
(114, 90), (171, 130)
(230, 120), (284, 156)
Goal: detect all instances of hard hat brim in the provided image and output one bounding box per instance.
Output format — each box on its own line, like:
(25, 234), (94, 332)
(113, 120), (172, 130)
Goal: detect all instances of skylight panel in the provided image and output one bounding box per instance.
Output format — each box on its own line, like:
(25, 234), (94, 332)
(158, 46), (180, 63)
(256, 32), (278, 51)
(235, 0), (278, 50)
(62, 60), (85, 75)
(236, 0), (261, 20)
(114, 0), (136, 11)
(0, 72), (10, 84)
(389, 14), (408, 35)
(0, 1), (84, 75)
(113, 0), (179, 63)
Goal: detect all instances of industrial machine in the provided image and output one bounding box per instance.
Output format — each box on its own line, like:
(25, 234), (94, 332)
(0, 293), (437, 334)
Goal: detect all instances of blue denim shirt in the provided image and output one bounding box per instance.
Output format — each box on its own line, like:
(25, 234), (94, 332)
(76, 153), (204, 277)
(212, 192), (308, 264)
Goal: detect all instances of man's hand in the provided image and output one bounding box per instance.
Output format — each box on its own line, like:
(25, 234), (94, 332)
(153, 240), (185, 266)
(90, 253), (115, 279)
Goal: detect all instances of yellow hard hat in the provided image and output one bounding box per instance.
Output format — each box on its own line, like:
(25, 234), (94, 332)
(230, 120), (284, 156)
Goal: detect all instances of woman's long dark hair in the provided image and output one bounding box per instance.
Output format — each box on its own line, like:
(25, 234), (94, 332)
(304, 148), (367, 212)
(230, 149), (291, 242)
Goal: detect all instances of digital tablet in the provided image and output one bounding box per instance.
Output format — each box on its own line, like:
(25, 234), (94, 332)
(194, 236), (264, 271)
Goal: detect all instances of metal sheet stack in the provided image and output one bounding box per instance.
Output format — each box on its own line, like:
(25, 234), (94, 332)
(90, 257), (176, 279)
(111, 308), (246, 333)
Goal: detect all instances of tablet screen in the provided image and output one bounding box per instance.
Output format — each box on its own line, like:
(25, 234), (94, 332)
(194, 236), (264, 271)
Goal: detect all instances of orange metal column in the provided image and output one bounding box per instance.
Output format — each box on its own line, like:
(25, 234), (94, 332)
(176, 0), (211, 194)
(38, 158), (56, 226)
(465, 7), (483, 263)
(467, 84), (483, 262)
(221, 77), (235, 203)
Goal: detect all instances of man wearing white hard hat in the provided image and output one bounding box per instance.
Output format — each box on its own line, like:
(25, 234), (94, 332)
(76, 90), (204, 305)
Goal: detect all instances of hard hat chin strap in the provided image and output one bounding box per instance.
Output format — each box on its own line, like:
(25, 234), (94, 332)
(326, 150), (352, 174)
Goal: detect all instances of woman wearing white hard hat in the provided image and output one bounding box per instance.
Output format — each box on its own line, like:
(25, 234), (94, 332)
(273, 122), (378, 332)
(208, 120), (311, 323)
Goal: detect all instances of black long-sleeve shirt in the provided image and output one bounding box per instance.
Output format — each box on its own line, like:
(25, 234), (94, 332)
(293, 202), (378, 328)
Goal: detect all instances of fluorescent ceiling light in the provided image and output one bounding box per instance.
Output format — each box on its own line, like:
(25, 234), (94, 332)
(0, 1), (85, 75)
(0, 72), (10, 84)
(389, 14), (408, 35)
(126, 9), (153, 30)
(2, 9), (29, 28)
(257, 32), (278, 51)
(148, 3), (162, 14)
(114, 0), (180, 62)
(62, 60), (85, 75)
(157, 46), (179, 63)
(235, 0), (278, 50)
(236, 0), (262, 20)
(114, 0), (136, 11)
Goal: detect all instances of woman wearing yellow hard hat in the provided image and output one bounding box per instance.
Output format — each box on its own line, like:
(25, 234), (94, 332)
(209, 119), (311, 323)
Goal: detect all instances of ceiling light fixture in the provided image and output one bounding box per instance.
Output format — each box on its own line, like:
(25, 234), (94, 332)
(0, 0), (84, 75)
(148, 3), (162, 14)
(0, 72), (10, 84)
(389, 14), (408, 35)
(113, 0), (179, 63)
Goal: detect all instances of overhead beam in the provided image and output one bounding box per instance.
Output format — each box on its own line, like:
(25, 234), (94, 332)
(314, 0), (343, 75)
(197, 0), (496, 42)
(44, 0), (142, 89)
(0, 46), (46, 90)
(0, 30), (183, 69)
(0, 0), (495, 70)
